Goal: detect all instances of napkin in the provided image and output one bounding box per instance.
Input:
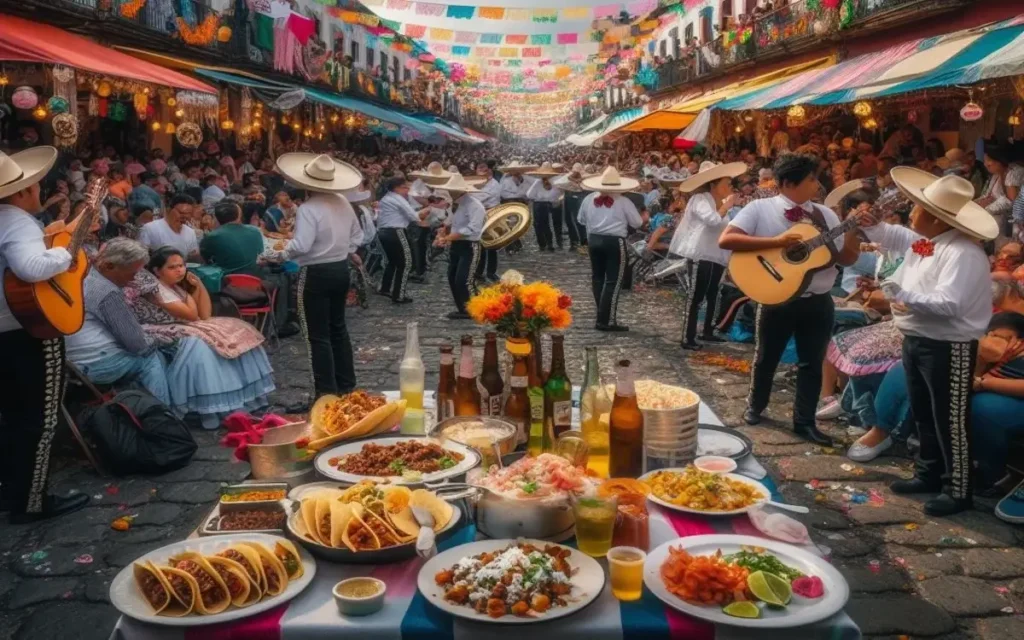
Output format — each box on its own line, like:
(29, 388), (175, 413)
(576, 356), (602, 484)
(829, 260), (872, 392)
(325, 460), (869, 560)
(747, 507), (810, 544)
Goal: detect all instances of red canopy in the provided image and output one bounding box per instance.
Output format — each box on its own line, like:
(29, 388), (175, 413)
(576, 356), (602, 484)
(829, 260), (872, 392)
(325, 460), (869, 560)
(0, 14), (215, 94)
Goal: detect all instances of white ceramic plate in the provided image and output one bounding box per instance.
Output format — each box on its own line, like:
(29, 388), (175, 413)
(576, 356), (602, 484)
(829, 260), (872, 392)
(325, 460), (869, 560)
(639, 468), (769, 516)
(314, 435), (480, 485)
(417, 539), (605, 624)
(644, 534), (849, 629)
(109, 533), (315, 627)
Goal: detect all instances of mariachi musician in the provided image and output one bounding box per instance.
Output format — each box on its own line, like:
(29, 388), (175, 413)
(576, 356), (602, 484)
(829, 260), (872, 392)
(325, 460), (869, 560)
(553, 163), (590, 249)
(377, 176), (431, 304)
(472, 161), (502, 283)
(526, 162), (564, 252)
(433, 175), (486, 320)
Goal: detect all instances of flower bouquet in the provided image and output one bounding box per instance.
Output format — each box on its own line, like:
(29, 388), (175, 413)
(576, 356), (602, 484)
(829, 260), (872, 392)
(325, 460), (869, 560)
(467, 270), (573, 337)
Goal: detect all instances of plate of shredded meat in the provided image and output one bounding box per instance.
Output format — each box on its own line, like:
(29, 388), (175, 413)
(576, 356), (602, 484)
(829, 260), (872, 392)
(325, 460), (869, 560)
(418, 539), (604, 623)
(314, 435), (480, 485)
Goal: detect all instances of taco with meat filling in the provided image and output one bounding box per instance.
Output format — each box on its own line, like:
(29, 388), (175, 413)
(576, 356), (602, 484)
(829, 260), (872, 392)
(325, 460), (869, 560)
(154, 565), (199, 617)
(239, 542), (288, 597)
(341, 504), (382, 552)
(204, 555), (254, 607)
(133, 561), (172, 614)
(362, 506), (413, 547)
(329, 500), (355, 548)
(167, 553), (230, 615)
(215, 545), (264, 601)
(273, 540), (304, 580)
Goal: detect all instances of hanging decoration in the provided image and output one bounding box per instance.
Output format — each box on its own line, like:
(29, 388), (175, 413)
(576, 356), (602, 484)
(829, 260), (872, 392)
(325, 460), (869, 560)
(238, 88), (253, 147)
(51, 65), (77, 119)
(176, 14), (219, 47)
(88, 93), (99, 117)
(96, 81), (112, 98)
(176, 121), (203, 148)
(175, 90), (218, 127)
(960, 101), (983, 122)
(108, 102), (128, 122)
(852, 101), (871, 117)
(119, 0), (147, 19)
(151, 121), (162, 131)
(134, 91), (150, 120)
(12, 86), (39, 110)
(32, 105), (48, 121)
(52, 112), (78, 150)
(165, 122), (176, 134)
(217, 26), (233, 43)
(47, 96), (70, 114)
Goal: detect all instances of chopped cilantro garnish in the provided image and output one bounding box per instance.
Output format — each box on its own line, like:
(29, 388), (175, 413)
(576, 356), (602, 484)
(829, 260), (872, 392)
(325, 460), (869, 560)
(388, 459), (406, 474)
(522, 480), (538, 494)
(438, 456), (456, 469)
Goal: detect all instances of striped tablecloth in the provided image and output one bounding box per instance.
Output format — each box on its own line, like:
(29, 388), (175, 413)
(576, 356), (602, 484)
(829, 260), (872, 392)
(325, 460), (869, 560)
(111, 475), (861, 640)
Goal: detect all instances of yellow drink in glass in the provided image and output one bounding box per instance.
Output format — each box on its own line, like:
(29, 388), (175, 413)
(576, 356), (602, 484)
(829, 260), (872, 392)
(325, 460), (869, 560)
(608, 547), (646, 601)
(573, 495), (617, 557)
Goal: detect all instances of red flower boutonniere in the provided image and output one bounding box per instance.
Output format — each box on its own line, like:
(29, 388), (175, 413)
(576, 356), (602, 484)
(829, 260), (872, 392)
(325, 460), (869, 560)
(784, 207), (805, 223)
(911, 239), (935, 258)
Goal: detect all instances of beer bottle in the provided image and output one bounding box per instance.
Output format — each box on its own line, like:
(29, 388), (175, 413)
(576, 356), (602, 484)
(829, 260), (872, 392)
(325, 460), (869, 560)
(580, 347), (612, 478)
(436, 345), (456, 422)
(544, 335), (573, 445)
(479, 332), (504, 416)
(454, 336), (481, 416)
(609, 359), (644, 478)
(503, 346), (531, 449)
(527, 342), (546, 456)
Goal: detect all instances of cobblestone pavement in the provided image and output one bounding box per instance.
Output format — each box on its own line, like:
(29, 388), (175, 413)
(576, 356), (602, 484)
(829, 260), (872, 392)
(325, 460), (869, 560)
(2, 236), (1022, 639)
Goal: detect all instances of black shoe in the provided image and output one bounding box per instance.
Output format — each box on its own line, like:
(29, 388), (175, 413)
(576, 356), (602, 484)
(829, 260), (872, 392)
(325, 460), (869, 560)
(681, 341), (702, 351)
(701, 334), (726, 343)
(794, 424), (833, 447)
(447, 311), (471, 320)
(546, 247), (556, 253)
(393, 297), (414, 304)
(278, 322), (300, 339)
(596, 323), (629, 332)
(924, 493), (972, 517)
(890, 477), (943, 495)
(743, 409), (761, 425)
(409, 275), (427, 284)
(376, 289), (391, 297)
(9, 493), (90, 524)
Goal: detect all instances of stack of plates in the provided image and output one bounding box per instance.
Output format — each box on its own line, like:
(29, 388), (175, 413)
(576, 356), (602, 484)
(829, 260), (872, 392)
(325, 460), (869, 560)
(641, 392), (700, 473)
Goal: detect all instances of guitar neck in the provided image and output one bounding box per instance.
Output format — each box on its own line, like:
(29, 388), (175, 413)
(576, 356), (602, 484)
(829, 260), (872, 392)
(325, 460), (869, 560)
(66, 180), (108, 258)
(803, 215), (859, 251)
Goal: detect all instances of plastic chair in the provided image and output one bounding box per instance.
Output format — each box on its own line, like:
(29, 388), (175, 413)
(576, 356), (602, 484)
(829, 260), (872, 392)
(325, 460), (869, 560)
(222, 273), (279, 350)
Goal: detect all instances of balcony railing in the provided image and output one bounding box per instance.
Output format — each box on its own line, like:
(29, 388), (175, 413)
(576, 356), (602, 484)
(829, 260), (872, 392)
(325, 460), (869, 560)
(113, 0), (222, 50)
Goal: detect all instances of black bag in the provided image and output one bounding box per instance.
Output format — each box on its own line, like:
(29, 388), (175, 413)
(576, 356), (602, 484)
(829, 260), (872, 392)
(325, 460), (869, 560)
(79, 390), (197, 475)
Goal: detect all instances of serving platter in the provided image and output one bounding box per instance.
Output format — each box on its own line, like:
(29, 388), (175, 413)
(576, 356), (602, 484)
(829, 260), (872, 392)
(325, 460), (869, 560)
(639, 468), (769, 516)
(644, 534), (849, 629)
(109, 533), (315, 627)
(313, 434), (480, 486)
(696, 425), (753, 459)
(417, 539), (605, 624)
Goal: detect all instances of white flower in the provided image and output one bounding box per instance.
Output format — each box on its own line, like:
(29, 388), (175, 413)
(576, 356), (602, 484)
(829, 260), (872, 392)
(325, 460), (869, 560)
(500, 270), (524, 286)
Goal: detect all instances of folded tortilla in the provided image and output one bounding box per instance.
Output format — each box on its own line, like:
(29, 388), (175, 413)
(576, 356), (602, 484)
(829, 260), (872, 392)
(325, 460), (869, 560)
(314, 497), (335, 547)
(205, 555), (254, 607)
(342, 504), (381, 552)
(168, 552), (231, 615)
(329, 501), (355, 549)
(240, 542), (288, 598)
(154, 565), (198, 617)
(301, 496), (323, 545)
(215, 545), (264, 601)
(364, 507), (413, 546)
(133, 561), (170, 614)
(274, 540), (304, 580)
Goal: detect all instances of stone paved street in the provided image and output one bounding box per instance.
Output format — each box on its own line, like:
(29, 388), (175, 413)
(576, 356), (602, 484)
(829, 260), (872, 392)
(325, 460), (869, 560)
(1, 236), (1022, 639)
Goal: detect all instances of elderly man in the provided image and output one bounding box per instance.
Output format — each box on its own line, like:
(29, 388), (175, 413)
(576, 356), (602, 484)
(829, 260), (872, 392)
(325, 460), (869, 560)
(66, 238), (171, 404)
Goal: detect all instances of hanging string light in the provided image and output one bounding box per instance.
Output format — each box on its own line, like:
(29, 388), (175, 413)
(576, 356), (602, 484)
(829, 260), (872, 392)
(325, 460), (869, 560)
(853, 101), (871, 117)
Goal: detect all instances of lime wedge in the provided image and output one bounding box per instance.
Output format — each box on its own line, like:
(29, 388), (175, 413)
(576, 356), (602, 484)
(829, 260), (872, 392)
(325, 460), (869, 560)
(723, 601), (761, 618)
(747, 571), (792, 606)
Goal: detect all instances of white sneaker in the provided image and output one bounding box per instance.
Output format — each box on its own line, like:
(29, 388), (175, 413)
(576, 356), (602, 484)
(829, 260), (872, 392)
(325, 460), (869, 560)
(815, 395), (843, 420)
(847, 436), (893, 462)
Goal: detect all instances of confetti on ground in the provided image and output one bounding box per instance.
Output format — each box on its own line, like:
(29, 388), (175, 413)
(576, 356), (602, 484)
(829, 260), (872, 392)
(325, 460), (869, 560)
(868, 559), (881, 573)
(814, 494), (827, 503)
(74, 554), (93, 565)
(1001, 606), (1015, 614)
(809, 479), (821, 489)
(840, 463), (854, 472)
(29, 551), (47, 563)
(964, 538), (977, 545)
(825, 533), (846, 541)
(894, 557), (907, 567)
(904, 523), (919, 531)
(851, 467), (866, 476)
(820, 447), (836, 455)
(111, 516), (133, 531)
(687, 351), (752, 374)
(92, 494), (103, 501)
(105, 485), (120, 495)
(995, 586), (1010, 595)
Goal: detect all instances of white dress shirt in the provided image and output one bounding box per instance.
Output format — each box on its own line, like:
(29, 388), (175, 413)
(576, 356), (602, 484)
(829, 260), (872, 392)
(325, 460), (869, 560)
(138, 218), (199, 257)
(357, 204), (377, 247)
(285, 193), (363, 267)
(670, 192), (730, 265)
(473, 178), (501, 209)
(0, 205), (74, 333)
(408, 179), (432, 205)
(865, 224), (991, 341)
(527, 180), (562, 204)
(377, 192), (421, 229)
(499, 175), (528, 200)
(577, 193), (643, 238)
(728, 195), (845, 296)
(450, 194), (486, 242)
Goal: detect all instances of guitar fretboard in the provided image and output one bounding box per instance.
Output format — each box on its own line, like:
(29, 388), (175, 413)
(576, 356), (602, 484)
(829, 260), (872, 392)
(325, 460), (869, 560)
(802, 214), (860, 251)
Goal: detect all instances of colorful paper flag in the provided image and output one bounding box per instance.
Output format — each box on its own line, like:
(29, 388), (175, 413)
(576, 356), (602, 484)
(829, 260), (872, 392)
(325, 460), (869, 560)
(385, 0), (410, 9)
(478, 7), (506, 20)
(429, 27), (454, 40)
(532, 8), (558, 23)
(455, 31), (477, 43)
(593, 4), (621, 19)
(358, 13), (379, 26)
(432, 44), (451, 54)
(556, 33), (578, 44)
(628, 0), (657, 15)
(446, 5), (475, 19)
(416, 2), (445, 16)
(506, 34), (528, 44)
(474, 46), (496, 56)
(452, 45), (471, 56)
(522, 47), (542, 58)
(404, 23), (426, 37)
(480, 33), (502, 44)
(506, 8), (530, 21)
(381, 19), (401, 32)
(561, 7), (591, 20)
(499, 46), (518, 57)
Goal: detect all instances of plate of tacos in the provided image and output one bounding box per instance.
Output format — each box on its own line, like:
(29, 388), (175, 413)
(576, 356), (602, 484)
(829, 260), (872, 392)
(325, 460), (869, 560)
(306, 391), (407, 453)
(289, 481), (462, 563)
(110, 533), (314, 626)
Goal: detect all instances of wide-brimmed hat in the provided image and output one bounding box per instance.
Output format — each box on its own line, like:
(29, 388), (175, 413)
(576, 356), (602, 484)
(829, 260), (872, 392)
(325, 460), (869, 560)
(0, 146), (58, 200)
(436, 174), (480, 195)
(343, 189), (372, 204)
(276, 153), (362, 193)
(497, 160), (539, 174)
(581, 166), (640, 193)
(677, 161), (747, 193)
(824, 179), (866, 210)
(527, 162), (561, 177)
(890, 167), (998, 241)
(408, 161), (452, 186)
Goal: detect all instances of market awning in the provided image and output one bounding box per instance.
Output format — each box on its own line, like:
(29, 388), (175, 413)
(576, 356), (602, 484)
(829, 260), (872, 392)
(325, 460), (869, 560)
(0, 15), (215, 94)
(411, 115), (485, 143)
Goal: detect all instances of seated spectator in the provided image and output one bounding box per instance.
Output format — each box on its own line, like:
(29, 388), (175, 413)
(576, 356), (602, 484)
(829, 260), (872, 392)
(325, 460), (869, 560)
(201, 174), (226, 211)
(128, 171), (163, 216)
(263, 191), (296, 233)
(138, 194), (200, 261)
(108, 167), (133, 202)
(971, 311), (1024, 490)
(102, 205), (134, 241)
(200, 201), (265, 276)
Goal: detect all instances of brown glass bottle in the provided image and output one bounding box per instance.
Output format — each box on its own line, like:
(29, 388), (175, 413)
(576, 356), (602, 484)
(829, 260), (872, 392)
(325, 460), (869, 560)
(609, 359), (644, 478)
(544, 335), (573, 444)
(436, 345), (456, 422)
(454, 336), (481, 416)
(503, 342), (531, 448)
(479, 332), (504, 416)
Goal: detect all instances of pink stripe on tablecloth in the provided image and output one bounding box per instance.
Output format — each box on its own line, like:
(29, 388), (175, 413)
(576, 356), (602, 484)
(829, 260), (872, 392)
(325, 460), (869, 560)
(370, 556), (423, 598)
(658, 506), (718, 537)
(184, 602), (287, 640)
(729, 515), (761, 537)
(655, 506), (717, 640)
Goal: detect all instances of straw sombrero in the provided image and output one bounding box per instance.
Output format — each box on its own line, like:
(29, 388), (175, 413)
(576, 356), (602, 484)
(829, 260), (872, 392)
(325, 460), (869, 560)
(890, 168), (998, 241)
(527, 162), (561, 177)
(276, 153), (362, 193)
(497, 160), (539, 174)
(823, 179), (866, 210)
(0, 147), (58, 200)
(676, 161), (747, 194)
(343, 189), (372, 204)
(436, 174), (481, 195)
(408, 161), (453, 186)
(581, 166), (640, 193)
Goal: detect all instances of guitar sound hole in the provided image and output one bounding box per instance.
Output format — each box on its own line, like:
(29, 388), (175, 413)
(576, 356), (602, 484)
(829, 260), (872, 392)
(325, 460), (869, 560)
(784, 244), (809, 263)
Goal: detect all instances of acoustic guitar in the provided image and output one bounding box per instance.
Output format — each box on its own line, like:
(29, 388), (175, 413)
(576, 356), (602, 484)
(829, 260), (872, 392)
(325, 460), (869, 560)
(728, 211), (863, 307)
(3, 178), (109, 339)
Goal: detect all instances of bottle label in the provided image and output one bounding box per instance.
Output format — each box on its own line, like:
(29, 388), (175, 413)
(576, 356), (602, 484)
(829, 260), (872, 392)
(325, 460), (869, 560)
(510, 376), (528, 388)
(440, 354), (454, 366)
(488, 395), (502, 416)
(553, 400), (572, 426)
(528, 388), (544, 421)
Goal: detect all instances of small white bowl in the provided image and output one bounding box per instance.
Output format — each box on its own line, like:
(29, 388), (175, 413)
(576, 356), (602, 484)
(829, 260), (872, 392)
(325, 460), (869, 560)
(693, 455), (737, 475)
(333, 577), (386, 616)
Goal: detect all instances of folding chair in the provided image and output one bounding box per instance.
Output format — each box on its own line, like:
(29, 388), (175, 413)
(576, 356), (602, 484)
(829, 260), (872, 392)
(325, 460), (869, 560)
(63, 361), (108, 476)
(222, 274), (280, 350)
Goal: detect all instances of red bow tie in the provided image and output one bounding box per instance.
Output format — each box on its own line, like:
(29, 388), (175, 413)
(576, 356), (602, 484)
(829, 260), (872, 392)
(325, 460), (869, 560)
(595, 195), (614, 208)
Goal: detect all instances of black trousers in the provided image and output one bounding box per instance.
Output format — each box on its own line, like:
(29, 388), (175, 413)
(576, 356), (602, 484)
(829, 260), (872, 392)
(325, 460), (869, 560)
(408, 225), (429, 276)
(476, 248), (498, 280)
(448, 240), (481, 313)
(902, 336), (975, 499)
(682, 260), (725, 344)
(552, 201), (578, 247)
(588, 234), (627, 326)
(564, 192), (588, 246)
(0, 330), (64, 514)
(747, 293), (834, 428)
(378, 227), (412, 301)
(533, 202), (554, 250)
(297, 261), (355, 396)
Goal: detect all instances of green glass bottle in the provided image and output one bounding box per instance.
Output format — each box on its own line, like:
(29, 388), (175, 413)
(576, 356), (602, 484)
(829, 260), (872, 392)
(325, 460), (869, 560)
(544, 334), (573, 450)
(527, 339), (546, 456)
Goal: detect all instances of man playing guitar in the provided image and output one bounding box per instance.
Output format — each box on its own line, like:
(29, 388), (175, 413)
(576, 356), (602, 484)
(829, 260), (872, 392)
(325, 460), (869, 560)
(719, 154), (861, 446)
(0, 147), (90, 522)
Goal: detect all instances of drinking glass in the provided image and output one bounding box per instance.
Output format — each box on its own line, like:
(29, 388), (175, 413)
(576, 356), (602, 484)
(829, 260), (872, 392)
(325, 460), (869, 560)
(572, 493), (617, 557)
(555, 431), (589, 468)
(607, 546), (647, 601)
